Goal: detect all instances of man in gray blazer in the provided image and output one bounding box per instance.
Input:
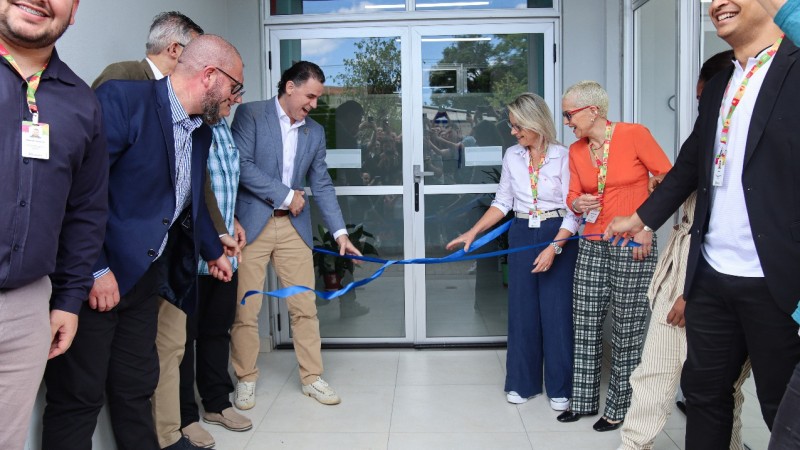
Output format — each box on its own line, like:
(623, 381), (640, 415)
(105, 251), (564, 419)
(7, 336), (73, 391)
(231, 61), (361, 408)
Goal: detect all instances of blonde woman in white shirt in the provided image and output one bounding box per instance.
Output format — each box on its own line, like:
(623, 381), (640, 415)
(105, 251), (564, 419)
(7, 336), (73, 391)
(448, 93), (580, 410)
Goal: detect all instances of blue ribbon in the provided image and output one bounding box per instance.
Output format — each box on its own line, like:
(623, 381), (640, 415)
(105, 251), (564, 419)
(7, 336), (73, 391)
(241, 222), (640, 304)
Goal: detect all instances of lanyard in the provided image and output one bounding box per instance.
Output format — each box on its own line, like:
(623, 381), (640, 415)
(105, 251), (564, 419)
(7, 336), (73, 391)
(593, 120), (613, 208)
(717, 36), (783, 165)
(0, 42), (47, 123)
(528, 148), (546, 216)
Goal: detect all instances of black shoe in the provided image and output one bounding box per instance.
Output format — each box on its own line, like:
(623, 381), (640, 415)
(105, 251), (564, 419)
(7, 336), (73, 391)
(556, 410), (598, 423)
(164, 436), (204, 450)
(676, 400), (687, 415)
(593, 417), (623, 432)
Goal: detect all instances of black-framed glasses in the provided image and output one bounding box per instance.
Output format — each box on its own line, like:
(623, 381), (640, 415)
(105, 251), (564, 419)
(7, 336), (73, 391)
(213, 66), (244, 96)
(562, 105), (592, 122)
(507, 121), (524, 133)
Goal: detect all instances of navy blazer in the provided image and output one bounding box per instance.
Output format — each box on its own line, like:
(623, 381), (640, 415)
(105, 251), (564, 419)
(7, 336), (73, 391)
(94, 78), (222, 299)
(232, 97), (345, 248)
(638, 39), (800, 315)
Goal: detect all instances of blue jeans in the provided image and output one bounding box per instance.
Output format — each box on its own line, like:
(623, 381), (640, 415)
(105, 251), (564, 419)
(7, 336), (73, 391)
(504, 217), (577, 399)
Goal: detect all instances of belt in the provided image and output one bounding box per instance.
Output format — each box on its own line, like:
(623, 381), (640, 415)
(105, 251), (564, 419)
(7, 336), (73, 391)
(272, 209), (291, 217)
(515, 209), (566, 221)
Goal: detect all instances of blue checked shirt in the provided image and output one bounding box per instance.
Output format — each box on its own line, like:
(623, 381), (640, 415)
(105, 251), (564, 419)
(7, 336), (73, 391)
(158, 78), (202, 257)
(198, 120), (240, 274)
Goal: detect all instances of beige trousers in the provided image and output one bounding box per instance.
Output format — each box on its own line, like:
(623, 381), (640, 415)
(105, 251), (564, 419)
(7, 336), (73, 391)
(231, 216), (322, 384)
(151, 298), (187, 448)
(619, 294), (751, 450)
(0, 277), (51, 450)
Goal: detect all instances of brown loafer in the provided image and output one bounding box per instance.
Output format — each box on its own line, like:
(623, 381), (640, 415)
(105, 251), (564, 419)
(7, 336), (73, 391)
(181, 422), (215, 448)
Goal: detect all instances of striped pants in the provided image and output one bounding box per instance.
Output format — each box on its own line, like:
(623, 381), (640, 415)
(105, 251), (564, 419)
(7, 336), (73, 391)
(619, 294), (751, 450)
(570, 238), (657, 421)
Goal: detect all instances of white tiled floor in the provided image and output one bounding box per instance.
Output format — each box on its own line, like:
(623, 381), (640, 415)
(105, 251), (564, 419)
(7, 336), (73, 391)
(193, 348), (775, 450)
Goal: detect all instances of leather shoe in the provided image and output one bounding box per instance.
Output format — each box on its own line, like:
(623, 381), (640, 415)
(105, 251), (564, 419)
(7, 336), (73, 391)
(557, 410), (594, 423)
(593, 417), (623, 432)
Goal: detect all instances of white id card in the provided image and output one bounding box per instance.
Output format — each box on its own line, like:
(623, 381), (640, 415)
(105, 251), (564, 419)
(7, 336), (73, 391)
(21, 121), (49, 160)
(528, 211), (541, 228)
(712, 162), (725, 187)
(586, 209), (600, 223)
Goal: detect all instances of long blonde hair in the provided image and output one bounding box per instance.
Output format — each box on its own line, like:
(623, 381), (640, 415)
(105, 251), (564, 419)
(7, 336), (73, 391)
(506, 93), (558, 150)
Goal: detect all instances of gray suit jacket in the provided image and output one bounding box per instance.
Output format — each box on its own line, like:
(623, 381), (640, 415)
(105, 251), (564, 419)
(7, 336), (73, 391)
(231, 96), (345, 248)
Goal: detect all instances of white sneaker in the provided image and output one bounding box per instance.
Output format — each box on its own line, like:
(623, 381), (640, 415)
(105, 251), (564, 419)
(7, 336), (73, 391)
(549, 397), (570, 411)
(301, 377), (341, 405)
(506, 391), (528, 404)
(234, 381), (256, 410)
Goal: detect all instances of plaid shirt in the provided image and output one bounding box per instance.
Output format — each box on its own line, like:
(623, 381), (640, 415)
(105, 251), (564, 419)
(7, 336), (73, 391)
(198, 120), (240, 274)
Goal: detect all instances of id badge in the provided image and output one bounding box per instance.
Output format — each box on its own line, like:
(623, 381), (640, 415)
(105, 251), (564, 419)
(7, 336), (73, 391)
(528, 210), (541, 228)
(21, 121), (49, 160)
(586, 209), (600, 223)
(712, 161), (725, 187)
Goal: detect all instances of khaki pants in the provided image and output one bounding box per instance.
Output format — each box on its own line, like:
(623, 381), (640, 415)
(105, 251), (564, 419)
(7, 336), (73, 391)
(151, 298), (187, 448)
(231, 216), (322, 384)
(619, 294), (751, 450)
(0, 277), (51, 450)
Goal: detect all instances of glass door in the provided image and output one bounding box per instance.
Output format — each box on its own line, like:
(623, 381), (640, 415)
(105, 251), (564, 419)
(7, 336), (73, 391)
(411, 23), (556, 343)
(268, 21), (557, 345)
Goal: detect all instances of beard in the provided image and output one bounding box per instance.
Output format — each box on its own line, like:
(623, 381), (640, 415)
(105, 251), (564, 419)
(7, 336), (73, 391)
(200, 80), (227, 125)
(0, 9), (71, 49)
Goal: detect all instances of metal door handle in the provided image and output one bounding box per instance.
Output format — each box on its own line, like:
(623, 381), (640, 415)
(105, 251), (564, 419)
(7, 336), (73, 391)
(413, 164), (434, 182)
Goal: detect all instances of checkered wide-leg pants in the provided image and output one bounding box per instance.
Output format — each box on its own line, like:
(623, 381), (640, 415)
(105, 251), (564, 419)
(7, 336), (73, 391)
(570, 237), (657, 421)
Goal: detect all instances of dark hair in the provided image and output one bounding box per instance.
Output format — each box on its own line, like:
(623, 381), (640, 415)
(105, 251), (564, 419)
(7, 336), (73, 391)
(277, 61), (325, 97)
(699, 50), (734, 84)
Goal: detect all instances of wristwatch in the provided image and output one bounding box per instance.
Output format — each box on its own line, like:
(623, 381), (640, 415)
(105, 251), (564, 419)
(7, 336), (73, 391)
(550, 242), (563, 255)
(643, 225), (654, 233)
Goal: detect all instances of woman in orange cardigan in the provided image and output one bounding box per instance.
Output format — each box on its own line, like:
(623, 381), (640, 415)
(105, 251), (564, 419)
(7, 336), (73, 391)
(555, 81), (671, 432)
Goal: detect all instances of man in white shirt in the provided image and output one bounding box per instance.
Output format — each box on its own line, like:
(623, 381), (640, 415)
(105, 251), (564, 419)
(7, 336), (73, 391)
(605, 1), (800, 448)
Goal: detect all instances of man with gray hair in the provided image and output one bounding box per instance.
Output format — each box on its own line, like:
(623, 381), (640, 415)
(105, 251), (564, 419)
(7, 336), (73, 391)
(92, 11), (203, 87)
(42, 34), (241, 450)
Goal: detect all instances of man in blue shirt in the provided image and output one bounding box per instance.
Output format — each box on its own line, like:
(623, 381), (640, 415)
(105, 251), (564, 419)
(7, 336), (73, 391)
(0, 2), (108, 449)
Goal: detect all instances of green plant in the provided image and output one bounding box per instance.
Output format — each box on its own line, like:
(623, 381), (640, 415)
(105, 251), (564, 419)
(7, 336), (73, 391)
(313, 223), (379, 278)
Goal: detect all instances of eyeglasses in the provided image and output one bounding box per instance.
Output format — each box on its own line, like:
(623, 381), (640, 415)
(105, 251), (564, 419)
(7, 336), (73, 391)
(213, 66), (244, 97)
(507, 121), (524, 133)
(562, 105), (593, 121)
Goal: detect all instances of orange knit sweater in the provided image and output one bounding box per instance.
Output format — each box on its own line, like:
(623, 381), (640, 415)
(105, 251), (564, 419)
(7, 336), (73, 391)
(567, 122), (672, 239)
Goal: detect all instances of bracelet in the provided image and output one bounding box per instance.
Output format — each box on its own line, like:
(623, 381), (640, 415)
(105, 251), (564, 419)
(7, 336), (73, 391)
(571, 198), (581, 213)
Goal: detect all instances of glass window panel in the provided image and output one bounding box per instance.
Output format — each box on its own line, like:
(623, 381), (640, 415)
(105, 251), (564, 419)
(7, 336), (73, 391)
(308, 195), (405, 338)
(424, 193), (508, 337)
(280, 37), (402, 187)
(271, 0), (551, 15)
(421, 33), (544, 185)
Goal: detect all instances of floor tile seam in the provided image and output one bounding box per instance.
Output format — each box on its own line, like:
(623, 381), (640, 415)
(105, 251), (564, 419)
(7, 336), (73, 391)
(387, 350), (401, 440)
(662, 428), (684, 449)
(250, 366), (296, 432)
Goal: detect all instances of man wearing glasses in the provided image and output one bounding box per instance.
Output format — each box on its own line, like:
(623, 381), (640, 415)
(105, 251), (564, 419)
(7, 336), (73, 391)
(42, 35), (239, 450)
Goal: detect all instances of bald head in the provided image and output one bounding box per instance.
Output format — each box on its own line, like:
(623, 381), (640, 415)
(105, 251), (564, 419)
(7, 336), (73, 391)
(175, 34), (242, 76)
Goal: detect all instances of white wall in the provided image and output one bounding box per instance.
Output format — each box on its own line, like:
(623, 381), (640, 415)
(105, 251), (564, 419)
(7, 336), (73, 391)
(560, 0), (624, 146)
(58, 0), (263, 102)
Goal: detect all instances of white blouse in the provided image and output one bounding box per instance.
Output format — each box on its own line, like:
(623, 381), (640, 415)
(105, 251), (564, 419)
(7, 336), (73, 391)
(491, 143), (580, 234)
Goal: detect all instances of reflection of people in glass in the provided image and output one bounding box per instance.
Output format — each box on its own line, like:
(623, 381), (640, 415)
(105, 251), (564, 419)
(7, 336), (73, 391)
(446, 93), (579, 410)
(557, 81), (671, 431)
(334, 100), (364, 187)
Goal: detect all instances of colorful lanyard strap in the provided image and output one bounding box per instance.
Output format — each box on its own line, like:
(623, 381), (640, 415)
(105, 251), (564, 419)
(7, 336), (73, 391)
(0, 42), (47, 123)
(717, 36), (783, 166)
(593, 120), (613, 209)
(528, 147), (546, 216)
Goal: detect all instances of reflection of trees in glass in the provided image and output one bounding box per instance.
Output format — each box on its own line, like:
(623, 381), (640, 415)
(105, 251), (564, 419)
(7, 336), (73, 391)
(334, 37), (401, 123)
(428, 34), (530, 111)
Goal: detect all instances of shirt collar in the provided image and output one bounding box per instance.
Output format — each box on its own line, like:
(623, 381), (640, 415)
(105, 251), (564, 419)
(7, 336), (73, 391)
(512, 143), (558, 162)
(167, 76), (202, 131)
(146, 57), (165, 80)
(275, 96), (305, 129)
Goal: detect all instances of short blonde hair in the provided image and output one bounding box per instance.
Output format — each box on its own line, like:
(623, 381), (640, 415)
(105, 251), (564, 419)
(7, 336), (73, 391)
(507, 93), (558, 147)
(563, 80), (609, 118)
